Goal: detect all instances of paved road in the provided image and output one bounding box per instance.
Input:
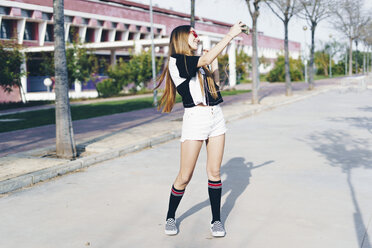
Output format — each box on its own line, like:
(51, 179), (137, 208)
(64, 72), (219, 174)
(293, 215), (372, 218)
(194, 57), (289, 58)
(0, 80), (337, 157)
(0, 88), (371, 248)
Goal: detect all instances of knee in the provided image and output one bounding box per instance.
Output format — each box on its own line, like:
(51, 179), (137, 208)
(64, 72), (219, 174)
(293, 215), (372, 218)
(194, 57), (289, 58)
(175, 173), (193, 188)
(207, 168), (221, 181)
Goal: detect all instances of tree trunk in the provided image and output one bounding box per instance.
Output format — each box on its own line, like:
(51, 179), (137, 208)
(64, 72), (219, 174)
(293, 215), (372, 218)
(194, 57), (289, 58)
(251, 16), (259, 104)
(54, 0), (77, 159)
(284, 19), (291, 96)
(190, 0), (195, 28)
(349, 38), (353, 76)
(308, 23), (316, 90)
(355, 41), (358, 74)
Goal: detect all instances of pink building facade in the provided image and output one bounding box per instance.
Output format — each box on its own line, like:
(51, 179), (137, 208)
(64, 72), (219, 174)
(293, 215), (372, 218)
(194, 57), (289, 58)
(0, 0), (301, 102)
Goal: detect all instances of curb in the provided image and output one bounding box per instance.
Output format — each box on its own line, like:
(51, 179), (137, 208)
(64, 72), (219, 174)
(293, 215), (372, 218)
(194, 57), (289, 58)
(0, 86), (335, 194)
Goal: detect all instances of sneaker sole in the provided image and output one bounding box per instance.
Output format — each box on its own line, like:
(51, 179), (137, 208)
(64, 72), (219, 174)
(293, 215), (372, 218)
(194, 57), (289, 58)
(210, 227), (225, 237)
(165, 230), (178, 235)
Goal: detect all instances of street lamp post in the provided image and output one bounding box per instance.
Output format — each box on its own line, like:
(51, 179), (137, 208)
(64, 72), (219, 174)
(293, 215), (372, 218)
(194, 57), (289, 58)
(149, 0), (157, 107)
(303, 26), (308, 84)
(329, 34), (332, 78)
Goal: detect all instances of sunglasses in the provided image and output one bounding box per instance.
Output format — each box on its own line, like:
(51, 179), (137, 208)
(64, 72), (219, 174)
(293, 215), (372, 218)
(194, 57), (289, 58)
(190, 30), (199, 39)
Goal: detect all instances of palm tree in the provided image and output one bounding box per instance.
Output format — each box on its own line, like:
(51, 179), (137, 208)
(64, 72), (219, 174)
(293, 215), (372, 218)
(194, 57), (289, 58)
(53, 0), (77, 159)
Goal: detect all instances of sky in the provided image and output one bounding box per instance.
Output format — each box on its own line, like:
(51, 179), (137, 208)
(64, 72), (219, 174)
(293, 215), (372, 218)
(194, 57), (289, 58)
(132, 0), (372, 54)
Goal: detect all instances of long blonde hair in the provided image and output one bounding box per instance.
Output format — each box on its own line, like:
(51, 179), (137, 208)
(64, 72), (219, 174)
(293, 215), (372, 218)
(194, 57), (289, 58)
(155, 25), (218, 113)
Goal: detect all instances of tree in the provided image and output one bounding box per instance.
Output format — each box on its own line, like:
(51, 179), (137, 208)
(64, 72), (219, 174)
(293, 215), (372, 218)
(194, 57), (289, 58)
(245, 0), (263, 104)
(0, 42), (25, 96)
(314, 40), (344, 76)
(359, 21), (372, 74)
(218, 51), (252, 86)
(299, 0), (331, 90)
(53, 0), (77, 159)
(190, 0), (195, 27)
(38, 44), (100, 87)
(105, 50), (163, 95)
(266, 55), (304, 82)
(265, 0), (301, 96)
(65, 42), (100, 87)
(330, 0), (370, 76)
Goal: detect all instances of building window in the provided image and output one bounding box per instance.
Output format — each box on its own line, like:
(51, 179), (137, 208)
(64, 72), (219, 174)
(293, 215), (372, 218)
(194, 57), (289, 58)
(128, 32), (135, 40)
(45, 24), (54, 42)
(64, 16), (73, 23)
(0, 19), (14, 39)
(112, 22), (117, 28)
(24, 22), (37, 41)
(85, 28), (95, 43)
(82, 18), (89, 25)
(21, 9), (33, 18)
(101, 30), (108, 42)
(42, 12), (52, 20)
(0, 7), (10, 15)
(115, 31), (122, 41)
(97, 20), (103, 27)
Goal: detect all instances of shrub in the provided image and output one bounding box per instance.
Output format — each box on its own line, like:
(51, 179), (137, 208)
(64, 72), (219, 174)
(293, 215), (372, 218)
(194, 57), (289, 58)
(96, 78), (120, 97)
(218, 51), (251, 85)
(107, 50), (163, 93)
(266, 56), (304, 82)
(0, 42), (25, 93)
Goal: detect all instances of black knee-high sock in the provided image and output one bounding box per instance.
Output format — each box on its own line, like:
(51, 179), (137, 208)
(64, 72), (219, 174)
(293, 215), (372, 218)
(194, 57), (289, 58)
(166, 185), (185, 220)
(208, 180), (222, 223)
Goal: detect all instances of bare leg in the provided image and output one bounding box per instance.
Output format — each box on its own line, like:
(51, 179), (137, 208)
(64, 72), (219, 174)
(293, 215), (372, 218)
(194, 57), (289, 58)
(206, 134), (225, 181)
(173, 140), (204, 190)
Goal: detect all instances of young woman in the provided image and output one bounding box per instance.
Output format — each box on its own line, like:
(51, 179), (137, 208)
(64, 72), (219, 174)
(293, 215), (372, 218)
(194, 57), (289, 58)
(156, 21), (247, 237)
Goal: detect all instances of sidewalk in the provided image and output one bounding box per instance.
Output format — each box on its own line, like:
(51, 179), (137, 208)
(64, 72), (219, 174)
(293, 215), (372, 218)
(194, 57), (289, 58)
(0, 77), (369, 194)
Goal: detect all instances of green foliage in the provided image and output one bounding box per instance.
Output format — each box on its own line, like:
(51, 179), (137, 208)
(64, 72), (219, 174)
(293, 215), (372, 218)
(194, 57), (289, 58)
(66, 42), (100, 87)
(236, 50), (251, 82)
(218, 54), (229, 85)
(107, 50), (163, 94)
(0, 42), (25, 93)
(314, 51), (335, 76)
(218, 51), (251, 85)
(96, 78), (120, 97)
(40, 52), (55, 76)
(35, 42), (102, 86)
(266, 56), (304, 82)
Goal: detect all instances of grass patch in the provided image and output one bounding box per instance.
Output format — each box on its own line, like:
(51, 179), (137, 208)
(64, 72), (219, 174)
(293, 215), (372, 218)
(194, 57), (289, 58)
(313, 74), (345, 80)
(0, 89), (250, 133)
(0, 100), (54, 111)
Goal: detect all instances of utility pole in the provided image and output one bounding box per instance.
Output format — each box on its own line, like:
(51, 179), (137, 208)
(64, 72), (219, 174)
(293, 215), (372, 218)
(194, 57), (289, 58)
(149, 0), (157, 106)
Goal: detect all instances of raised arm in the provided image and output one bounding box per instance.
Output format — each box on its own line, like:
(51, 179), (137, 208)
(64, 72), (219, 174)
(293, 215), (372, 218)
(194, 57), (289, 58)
(197, 21), (247, 68)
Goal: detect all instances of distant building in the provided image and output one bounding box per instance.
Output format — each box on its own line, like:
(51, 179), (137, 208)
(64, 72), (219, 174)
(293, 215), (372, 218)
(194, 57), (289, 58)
(0, 0), (301, 102)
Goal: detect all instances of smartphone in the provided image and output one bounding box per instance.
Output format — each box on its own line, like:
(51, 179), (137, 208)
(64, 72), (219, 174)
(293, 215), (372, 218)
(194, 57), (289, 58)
(242, 25), (249, 35)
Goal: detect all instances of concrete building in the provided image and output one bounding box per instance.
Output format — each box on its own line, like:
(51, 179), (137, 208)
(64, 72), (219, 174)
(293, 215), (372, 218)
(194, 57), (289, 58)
(0, 0), (301, 102)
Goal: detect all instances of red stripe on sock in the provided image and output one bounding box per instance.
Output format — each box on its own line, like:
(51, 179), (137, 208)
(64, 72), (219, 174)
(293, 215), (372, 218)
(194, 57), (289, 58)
(172, 188), (184, 195)
(208, 183), (222, 187)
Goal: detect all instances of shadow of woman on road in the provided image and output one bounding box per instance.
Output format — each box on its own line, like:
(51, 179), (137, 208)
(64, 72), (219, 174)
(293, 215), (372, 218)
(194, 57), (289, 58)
(304, 130), (372, 248)
(177, 157), (274, 225)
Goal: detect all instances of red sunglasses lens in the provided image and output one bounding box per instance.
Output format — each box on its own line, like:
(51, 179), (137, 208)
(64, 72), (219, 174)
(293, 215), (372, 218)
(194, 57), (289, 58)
(190, 30), (198, 38)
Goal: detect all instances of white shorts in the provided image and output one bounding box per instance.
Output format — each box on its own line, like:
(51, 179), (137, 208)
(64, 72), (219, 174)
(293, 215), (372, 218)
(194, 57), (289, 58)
(180, 105), (227, 142)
